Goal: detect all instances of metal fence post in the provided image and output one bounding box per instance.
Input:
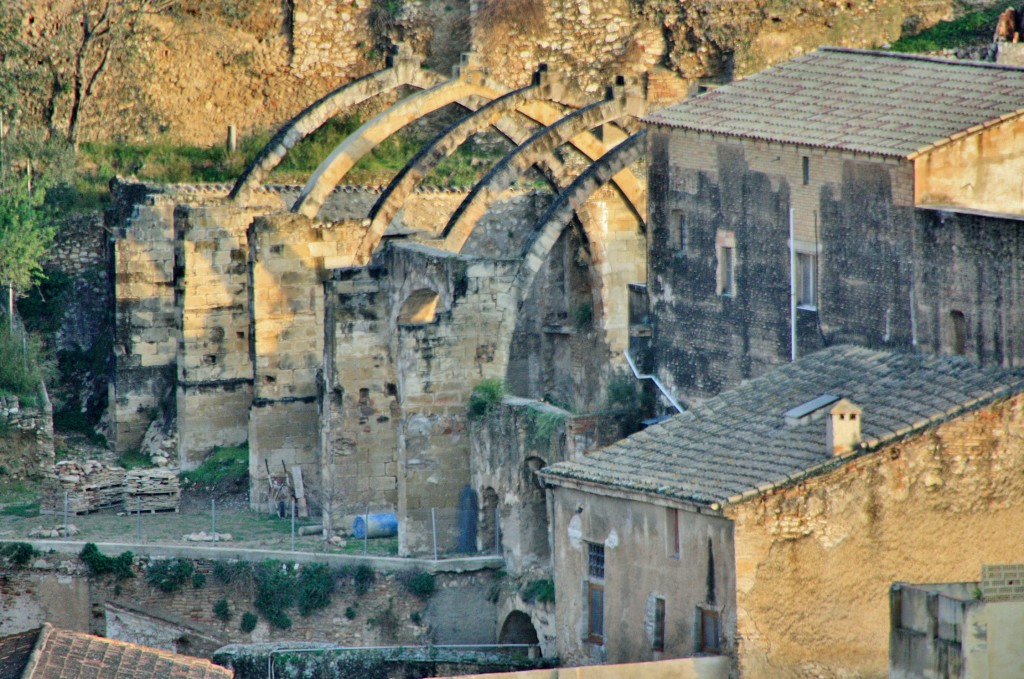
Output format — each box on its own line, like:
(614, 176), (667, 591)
(431, 508), (438, 561)
(63, 491), (68, 533)
(136, 497), (142, 544)
(211, 499), (217, 545)
(291, 500), (296, 552)
(363, 505), (369, 555)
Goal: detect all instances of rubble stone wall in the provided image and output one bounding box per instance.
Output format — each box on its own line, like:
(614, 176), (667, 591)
(726, 393), (1024, 678)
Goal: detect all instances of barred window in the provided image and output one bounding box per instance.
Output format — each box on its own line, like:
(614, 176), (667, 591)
(588, 543), (605, 580)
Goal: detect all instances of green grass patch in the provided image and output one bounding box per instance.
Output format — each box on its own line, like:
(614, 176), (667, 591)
(889, 4), (1003, 52)
(0, 480), (39, 505)
(180, 443), (249, 490)
(0, 325), (51, 401)
(0, 500), (40, 517)
(116, 449), (152, 470)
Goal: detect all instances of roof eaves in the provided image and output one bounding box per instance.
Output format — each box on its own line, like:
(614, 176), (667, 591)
(638, 118), (909, 159)
(540, 468), (717, 511)
(21, 623), (52, 679)
(908, 106), (1024, 160)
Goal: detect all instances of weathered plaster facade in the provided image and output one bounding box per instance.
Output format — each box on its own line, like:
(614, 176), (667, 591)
(547, 484), (735, 667)
(646, 127), (1024, 400)
(725, 393), (1024, 678)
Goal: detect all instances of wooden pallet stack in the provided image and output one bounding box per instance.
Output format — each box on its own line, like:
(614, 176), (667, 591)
(123, 468), (180, 512)
(41, 461), (127, 514)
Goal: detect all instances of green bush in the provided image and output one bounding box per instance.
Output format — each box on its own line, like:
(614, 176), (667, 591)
(79, 543), (134, 579)
(0, 325), (51, 400)
(179, 443), (249, 490)
(0, 541), (36, 567)
(400, 570), (435, 600)
(467, 378), (504, 420)
(145, 558), (194, 593)
(297, 563), (335, 616)
(213, 598), (231, 621)
(192, 571), (206, 589)
(353, 564), (376, 596)
(254, 561), (296, 629)
(240, 611), (258, 633)
(344, 606), (358, 620)
(889, 5), (1004, 52)
(521, 579), (555, 604)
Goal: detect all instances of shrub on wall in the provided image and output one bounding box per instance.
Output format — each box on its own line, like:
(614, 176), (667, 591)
(353, 564), (376, 596)
(145, 558), (194, 593)
(213, 598), (231, 621)
(520, 579), (555, 604)
(240, 611), (257, 633)
(399, 570), (435, 600)
(0, 541), (36, 567)
(297, 563), (335, 616)
(79, 543), (134, 579)
(468, 379), (504, 420)
(254, 562), (295, 629)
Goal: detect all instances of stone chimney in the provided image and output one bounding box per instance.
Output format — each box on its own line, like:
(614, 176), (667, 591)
(826, 399), (862, 456)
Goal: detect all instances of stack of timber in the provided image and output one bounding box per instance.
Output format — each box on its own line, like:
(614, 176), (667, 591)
(41, 461), (127, 514)
(123, 468), (180, 512)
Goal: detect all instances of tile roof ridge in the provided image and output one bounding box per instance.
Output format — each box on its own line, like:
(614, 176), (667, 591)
(819, 45), (1024, 72)
(22, 624), (52, 679)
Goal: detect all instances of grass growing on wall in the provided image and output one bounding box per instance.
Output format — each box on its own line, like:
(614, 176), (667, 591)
(888, 3), (1003, 52)
(179, 443), (249, 490)
(0, 325), (51, 404)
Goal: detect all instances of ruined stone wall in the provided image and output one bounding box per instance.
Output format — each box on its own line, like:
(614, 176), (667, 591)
(175, 205), (264, 469)
(15, 0), (952, 145)
(472, 0), (953, 96)
(247, 211), (366, 509)
(725, 393), (1024, 679)
(0, 393), (55, 481)
(0, 555), (500, 650)
(470, 397), (569, 575)
(647, 127), (1024, 402)
(111, 197), (178, 452)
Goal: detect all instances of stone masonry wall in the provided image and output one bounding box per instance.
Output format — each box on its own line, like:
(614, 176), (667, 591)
(0, 393), (55, 481)
(175, 205), (263, 469)
(725, 393), (1024, 679)
(247, 211), (366, 509)
(647, 128), (1024, 402)
(0, 555), (500, 651)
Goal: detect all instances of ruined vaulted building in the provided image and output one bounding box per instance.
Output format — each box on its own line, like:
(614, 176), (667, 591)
(642, 48), (1024, 400)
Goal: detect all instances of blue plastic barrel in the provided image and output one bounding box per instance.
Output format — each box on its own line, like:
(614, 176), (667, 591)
(353, 513), (398, 539)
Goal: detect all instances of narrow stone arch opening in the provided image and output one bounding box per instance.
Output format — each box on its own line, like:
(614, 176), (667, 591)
(499, 610), (540, 647)
(521, 456), (550, 562)
(398, 289), (440, 325)
(479, 486), (499, 553)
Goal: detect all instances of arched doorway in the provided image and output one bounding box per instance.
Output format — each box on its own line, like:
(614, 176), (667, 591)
(499, 610), (540, 647)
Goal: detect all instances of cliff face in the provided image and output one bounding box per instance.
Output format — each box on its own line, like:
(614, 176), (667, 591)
(12, 0), (952, 145)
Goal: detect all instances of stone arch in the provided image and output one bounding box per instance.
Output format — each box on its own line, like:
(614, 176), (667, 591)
(514, 130), (647, 298)
(366, 68), (560, 238)
(479, 486), (499, 553)
(397, 288), (440, 325)
(440, 85), (642, 252)
(229, 51), (444, 203)
(521, 456), (549, 562)
(291, 76), (512, 219)
(499, 610), (540, 646)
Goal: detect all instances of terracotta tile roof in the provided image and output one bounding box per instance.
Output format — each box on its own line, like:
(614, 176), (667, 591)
(18, 625), (232, 679)
(0, 628), (40, 679)
(642, 48), (1024, 158)
(540, 346), (1024, 505)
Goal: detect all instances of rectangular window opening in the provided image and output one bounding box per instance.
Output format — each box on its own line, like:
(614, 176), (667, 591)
(653, 598), (666, 652)
(679, 214), (688, 255)
(718, 246), (735, 297)
(698, 607), (721, 654)
(796, 252), (816, 309)
(802, 156), (810, 185)
(586, 542), (606, 644)
(668, 508), (680, 559)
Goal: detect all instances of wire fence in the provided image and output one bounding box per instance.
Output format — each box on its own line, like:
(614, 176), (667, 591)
(26, 492), (503, 561)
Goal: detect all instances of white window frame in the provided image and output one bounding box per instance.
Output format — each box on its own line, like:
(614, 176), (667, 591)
(716, 230), (736, 297)
(793, 239), (820, 311)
